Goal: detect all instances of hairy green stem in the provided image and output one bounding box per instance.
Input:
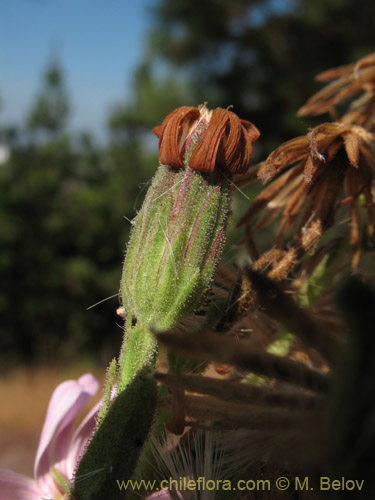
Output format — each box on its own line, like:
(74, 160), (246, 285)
(117, 322), (157, 393)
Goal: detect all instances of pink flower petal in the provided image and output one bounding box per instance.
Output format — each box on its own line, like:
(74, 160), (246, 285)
(145, 490), (181, 499)
(65, 400), (100, 478)
(0, 469), (40, 500)
(34, 373), (99, 494)
(51, 374), (99, 479)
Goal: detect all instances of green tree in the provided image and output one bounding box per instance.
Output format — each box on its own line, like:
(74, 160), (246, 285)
(0, 56), (160, 366)
(108, 57), (194, 142)
(27, 57), (70, 135)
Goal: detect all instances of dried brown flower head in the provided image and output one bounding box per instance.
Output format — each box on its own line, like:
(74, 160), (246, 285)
(238, 122), (375, 270)
(153, 104), (260, 174)
(154, 278), (375, 498)
(298, 52), (375, 131)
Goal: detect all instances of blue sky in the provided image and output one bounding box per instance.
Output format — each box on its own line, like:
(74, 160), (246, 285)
(0, 0), (156, 139)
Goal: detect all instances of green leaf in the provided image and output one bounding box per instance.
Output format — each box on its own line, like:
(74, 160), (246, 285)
(70, 370), (157, 500)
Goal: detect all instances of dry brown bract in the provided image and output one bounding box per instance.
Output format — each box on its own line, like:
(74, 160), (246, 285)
(238, 122), (375, 270)
(298, 53), (375, 131)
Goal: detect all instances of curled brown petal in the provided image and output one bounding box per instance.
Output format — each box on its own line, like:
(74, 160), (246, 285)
(237, 123), (254, 174)
(155, 107), (200, 168)
(216, 113), (260, 174)
(189, 108), (229, 173)
(218, 111), (242, 171)
(152, 124), (162, 138)
(230, 119), (260, 174)
(241, 119), (261, 143)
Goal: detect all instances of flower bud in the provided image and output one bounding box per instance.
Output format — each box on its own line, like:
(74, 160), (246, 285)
(121, 105), (259, 331)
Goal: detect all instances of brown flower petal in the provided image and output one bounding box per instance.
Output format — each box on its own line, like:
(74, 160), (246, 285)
(189, 107), (229, 173)
(343, 131), (360, 168)
(298, 53), (375, 128)
(217, 110), (243, 172)
(153, 105), (259, 174)
(154, 106), (201, 168)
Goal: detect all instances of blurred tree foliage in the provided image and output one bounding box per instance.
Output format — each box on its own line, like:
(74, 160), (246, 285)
(0, 0), (374, 367)
(27, 58), (70, 134)
(0, 60), (157, 368)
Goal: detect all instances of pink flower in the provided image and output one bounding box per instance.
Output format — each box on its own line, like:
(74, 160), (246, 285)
(148, 491), (183, 499)
(146, 491), (175, 499)
(0, 373), (99, 500)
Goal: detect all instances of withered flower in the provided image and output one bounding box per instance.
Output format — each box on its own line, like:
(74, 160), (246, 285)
(153, 104), (260, 174)
(298, 53), (375, 131)
(238, 122), (375, 271)
(154, 278), (375, 498)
